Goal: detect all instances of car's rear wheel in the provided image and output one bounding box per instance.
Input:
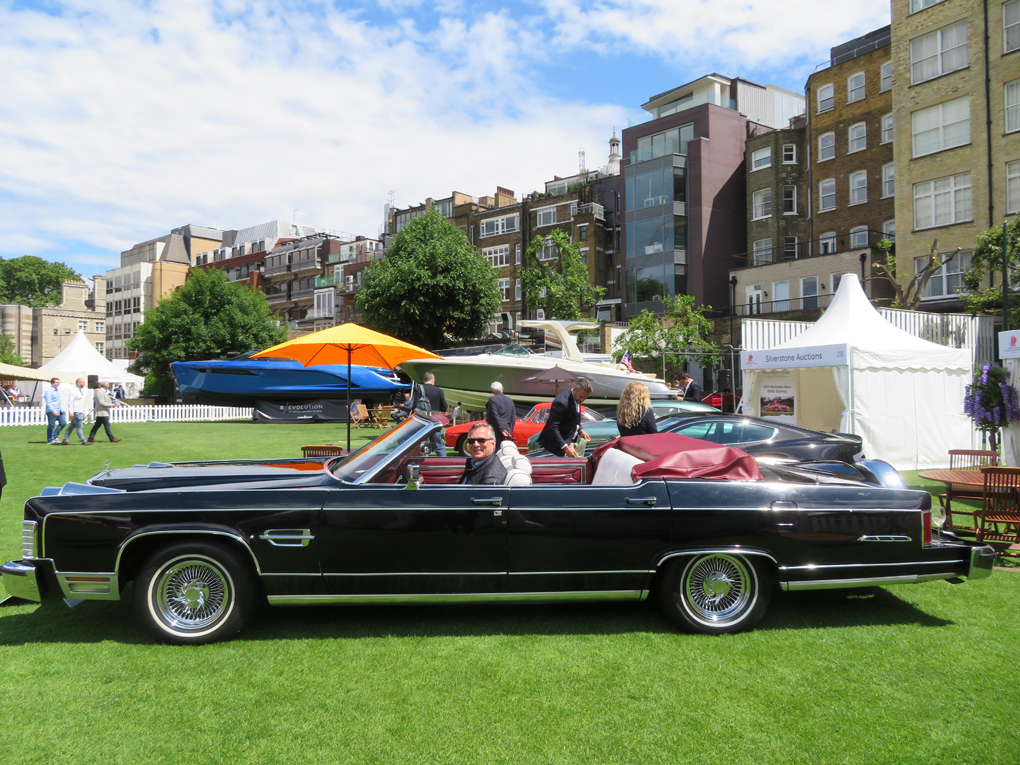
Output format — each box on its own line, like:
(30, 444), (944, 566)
(658, 553), (770, 635)
(133, 542), (254, 645)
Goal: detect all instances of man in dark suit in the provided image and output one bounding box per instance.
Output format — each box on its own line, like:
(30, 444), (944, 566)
(420, 372), (449, 456)
(485, 381), (516, 447)
(677, 371), (703, 404)
(535, 378), (593, 457)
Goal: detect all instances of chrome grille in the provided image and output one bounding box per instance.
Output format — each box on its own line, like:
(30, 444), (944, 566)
(21, 521), (38, 560)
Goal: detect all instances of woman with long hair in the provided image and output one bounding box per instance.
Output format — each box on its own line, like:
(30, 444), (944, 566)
(616, 381), (657, 437)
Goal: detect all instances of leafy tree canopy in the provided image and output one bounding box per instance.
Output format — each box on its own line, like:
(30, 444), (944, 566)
(520, 228), (604, 321)
(0, 255), (82, 308)
(127, 268), (289, 397)
(871, 238), (961, 310)
(612, 294), (715, 375)
(356, 207), (501, 348)
(0, 333), (26, 366)
(962, 218), (1020, 325)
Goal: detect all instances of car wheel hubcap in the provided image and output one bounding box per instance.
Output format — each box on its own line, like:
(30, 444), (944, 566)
(681, 554), (754, 625)
(155, 560), (230, 632)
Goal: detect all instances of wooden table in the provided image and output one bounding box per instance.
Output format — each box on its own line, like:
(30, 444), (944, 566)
(918, 469), (986, 532)
(369, 407), (394, 428)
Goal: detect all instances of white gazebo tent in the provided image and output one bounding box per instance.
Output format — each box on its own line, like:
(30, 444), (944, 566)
(739, 274), (972, 470)
(23, 331), (145, 406)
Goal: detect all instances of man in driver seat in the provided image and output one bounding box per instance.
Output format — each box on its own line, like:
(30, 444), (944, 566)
(459, 423), (507, 485)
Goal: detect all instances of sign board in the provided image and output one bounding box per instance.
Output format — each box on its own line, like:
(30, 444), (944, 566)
(254, 399), (351, 423)
(759, 369), (797, 424)
(998, 330), (1020, 360)
(740, 343), (850, 370)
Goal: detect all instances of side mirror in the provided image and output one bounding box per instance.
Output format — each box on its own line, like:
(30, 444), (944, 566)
(405, 462), (421, 491)
(419, 440), (434, 456)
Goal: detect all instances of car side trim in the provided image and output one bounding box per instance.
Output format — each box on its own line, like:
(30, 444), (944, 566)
(779, 558), (966, 571)
(56, 571), (120, 600)
(657, 549), (779, 568)
(781, 572), (959, 591)
(267, 590), (645, 606)
(114, 528), (262, 577)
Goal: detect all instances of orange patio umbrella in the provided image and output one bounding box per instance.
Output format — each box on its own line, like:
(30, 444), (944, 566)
(252, 323), (441, 451)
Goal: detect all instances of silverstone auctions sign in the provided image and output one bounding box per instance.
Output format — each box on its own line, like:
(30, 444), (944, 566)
(741, 343), (850, 370)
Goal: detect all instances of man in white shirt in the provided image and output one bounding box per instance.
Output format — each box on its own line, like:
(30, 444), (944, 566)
(60, 378), (92, 445)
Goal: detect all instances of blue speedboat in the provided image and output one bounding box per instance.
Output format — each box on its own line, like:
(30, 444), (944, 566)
(171, 352), (409, 407)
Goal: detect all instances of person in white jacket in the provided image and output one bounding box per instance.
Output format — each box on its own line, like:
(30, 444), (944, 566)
(60, 378), (91, 445)
(87, 381), (122, 443)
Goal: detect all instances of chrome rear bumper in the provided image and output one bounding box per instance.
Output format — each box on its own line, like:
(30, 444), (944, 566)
(1, 560), (42, 602)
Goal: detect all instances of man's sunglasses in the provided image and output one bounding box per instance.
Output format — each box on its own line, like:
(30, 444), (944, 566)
(465, 438), (493, 445)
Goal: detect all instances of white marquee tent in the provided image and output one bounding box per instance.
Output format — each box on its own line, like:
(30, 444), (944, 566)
(739, 274), (972, 470)
(37, 331), (145, 386)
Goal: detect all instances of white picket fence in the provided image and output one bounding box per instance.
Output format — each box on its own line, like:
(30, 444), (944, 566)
(0, 405), (253, 427)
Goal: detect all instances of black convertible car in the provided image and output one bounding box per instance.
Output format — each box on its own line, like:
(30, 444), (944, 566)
(2, 416), (994, 644)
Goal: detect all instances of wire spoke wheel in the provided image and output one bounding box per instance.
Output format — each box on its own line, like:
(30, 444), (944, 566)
(659, 553), (770, 634)
(155, 559), (231, 632)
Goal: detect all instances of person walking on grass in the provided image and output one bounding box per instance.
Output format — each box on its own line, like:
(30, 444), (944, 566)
(44, 377), (65, 444)
(87, 381), (122, 443)
(60, 378), (92, 445)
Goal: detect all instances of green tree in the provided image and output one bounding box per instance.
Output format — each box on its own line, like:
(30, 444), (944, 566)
(962, 218), (1020, 325)
(356, 207), (501, 348)
(0, 333), (26, 366)
(870, 238), (962, 309)
(127, 268), (289, 397)
(520, 228), (604, 320)
(0, 255), (82, 307)
(612, 294), (715, 375)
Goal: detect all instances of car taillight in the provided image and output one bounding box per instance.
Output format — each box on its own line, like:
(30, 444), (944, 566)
(922, 511), (932, 545)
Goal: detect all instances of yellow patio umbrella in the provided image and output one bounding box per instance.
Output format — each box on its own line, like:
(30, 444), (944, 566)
(252, 324), (441, 451)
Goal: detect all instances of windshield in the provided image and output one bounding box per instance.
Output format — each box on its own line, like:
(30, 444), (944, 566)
(331, 416), (436, 483)
(492, 344), (531, 357)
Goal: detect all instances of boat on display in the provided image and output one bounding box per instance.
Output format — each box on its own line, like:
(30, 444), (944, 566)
(171, 351), (409, 407)
(399, 320), (672, 408)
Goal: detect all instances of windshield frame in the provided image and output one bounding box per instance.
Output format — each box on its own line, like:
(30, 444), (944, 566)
(330, 415), (440, 485)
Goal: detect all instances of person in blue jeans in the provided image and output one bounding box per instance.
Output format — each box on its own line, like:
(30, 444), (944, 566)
(44, 377), (66, 444)
(60, 377), (91, 445)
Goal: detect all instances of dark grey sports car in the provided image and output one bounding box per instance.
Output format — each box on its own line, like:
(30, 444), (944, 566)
(2, 416), (993, 645)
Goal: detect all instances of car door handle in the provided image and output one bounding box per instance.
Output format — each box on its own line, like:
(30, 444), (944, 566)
(771, 501), (798, 511)
(260, 529), (314, 547)
(625, 497), (658, 506)
(472, 497), (503, 506)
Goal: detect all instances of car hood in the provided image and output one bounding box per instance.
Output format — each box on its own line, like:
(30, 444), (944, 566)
(84, 458), (340, 492)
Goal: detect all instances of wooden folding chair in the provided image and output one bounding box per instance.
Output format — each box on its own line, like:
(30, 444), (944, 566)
(940, 449), (1001, 531)
(351, 404), (370, 428)
(976, 466), (1020, 557)
(370, 406), (393, 428)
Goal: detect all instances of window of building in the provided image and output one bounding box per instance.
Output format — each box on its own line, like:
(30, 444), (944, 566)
(849, 122), (867, 153)
(880, 61), (893, 92)
(538, 238), (559, 261)
(883, 219), (896, 239)
(752, 238), (773, 265)
(499, 278), (510, 302)
(1007, 0), (1020, 53)
(772, 281), (790, 311)
(95, 321), (104, 333)
(78, 320), (88, 331)
(95, 342), (104, 355)
(751, 147), (771, 170)
(515, 279), (522, 301)
(785, 237), (799, 260)
(817, 83), (834, 112)
(819, 179), (836, 211)
(818, 132), (835, 161)
(847, 72), (865, 103)
(752, 188), (773, 219)
(536, 309), (546, 321)
(578, 224), (588, 242)
(1006, 79), (1020, 133)
(911, 97), (970, 157)
(918, 250), (972, 298)
(850, 171), (868, 205)
(1006, 160), (1019, 214)
(850, 226), (869, 249)
(910, 21), (969, 84)
(910, 0), (946, 11)
(626, 165), (686, 210)
(480, 213), (519, 238)
(783, 185), (797, 214)
(634, 123), (695, 162)
(515, 244), (521, 264)
(882, 163), (895, 198)
(782, 144), (796, 164)
(819, 232), (837, 254)
(536, 207), (557, 227)
(913, 172), (972, 229)
(483, 245), (509, 268)
(802, 277), (819, 309)
(881, 113), (894, 144)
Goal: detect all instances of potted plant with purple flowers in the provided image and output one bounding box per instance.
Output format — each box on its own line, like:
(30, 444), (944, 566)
(963, 363), (1020, 451)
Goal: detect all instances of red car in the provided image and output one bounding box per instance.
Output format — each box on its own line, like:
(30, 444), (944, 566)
(764, 402), (790, 412)
(444, 402), (604, 454)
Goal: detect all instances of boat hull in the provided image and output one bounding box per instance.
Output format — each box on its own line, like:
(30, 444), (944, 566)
(172, 359), (408, 407)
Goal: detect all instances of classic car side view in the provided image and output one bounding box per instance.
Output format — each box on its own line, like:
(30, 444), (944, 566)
(2, 416), (995, 645)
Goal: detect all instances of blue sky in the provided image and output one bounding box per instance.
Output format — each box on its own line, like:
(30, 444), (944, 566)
(1, 0), (892, 277)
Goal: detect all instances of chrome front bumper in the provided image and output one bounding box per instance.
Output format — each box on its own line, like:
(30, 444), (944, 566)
(2, 560), (42, 602)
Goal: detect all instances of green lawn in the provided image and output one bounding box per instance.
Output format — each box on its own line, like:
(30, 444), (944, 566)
(1, 423), (1018, 765)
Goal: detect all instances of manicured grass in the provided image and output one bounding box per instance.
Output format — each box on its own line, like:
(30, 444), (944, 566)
(1, 425), (1018, 764)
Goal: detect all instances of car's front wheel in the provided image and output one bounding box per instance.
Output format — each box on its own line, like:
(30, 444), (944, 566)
(133, 542), (255, 645)
(457, 435), (469, 456)
(658, 553), (770, 635)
